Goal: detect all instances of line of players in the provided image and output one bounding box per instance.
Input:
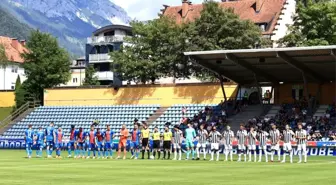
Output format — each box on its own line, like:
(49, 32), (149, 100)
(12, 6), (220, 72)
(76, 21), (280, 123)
(24, 121), (308, 163)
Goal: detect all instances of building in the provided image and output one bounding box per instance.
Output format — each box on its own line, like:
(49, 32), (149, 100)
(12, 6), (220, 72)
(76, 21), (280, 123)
(161, 0), (296, 47)
(61, 57), (86, 87)
(86, 25), (132, 86)
(0, 36), (28, 90)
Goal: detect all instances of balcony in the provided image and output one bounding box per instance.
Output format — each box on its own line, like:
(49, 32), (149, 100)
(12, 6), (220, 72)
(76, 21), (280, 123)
(94, 71), (114, 81)
(87, 36), (124, 44)
(89, 54), (112, 63)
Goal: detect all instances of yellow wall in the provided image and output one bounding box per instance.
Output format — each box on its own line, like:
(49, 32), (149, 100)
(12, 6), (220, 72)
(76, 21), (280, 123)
(44, 83), (238, 106)
(0, 91), (15, 107)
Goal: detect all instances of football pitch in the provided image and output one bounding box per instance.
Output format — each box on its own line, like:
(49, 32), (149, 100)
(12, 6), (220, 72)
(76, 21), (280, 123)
(0, 150), (335, 185)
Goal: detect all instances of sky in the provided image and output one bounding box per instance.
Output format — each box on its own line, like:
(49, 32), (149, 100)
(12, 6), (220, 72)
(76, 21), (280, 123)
(111, 0), (208, 21)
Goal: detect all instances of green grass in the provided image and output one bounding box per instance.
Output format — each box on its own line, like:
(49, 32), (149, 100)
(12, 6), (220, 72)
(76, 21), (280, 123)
(0, 107), (11, 121)
(0, 150), (335, 185)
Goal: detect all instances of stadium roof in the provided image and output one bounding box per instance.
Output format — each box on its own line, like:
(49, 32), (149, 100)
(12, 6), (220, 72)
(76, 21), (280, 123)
(184, 46), (336, 85)
(93, 25), (132, 36)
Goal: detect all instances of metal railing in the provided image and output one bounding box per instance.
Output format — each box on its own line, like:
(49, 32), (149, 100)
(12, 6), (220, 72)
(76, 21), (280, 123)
(89, 54), (112, 63)
(0, 101), (41, 128)
(87, 36), (124, 44)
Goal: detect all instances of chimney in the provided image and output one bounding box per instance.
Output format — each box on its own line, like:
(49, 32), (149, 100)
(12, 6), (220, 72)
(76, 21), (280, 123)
(255, 0), (264, 13)
(20, 40), (26, 46)
(182, 0), (190, 18)
(11, 38), (19, 50)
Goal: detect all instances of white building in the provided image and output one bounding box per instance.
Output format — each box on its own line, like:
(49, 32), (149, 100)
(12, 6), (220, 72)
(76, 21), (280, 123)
(61, 57), (86, 87)
(0, 36), (27, 90)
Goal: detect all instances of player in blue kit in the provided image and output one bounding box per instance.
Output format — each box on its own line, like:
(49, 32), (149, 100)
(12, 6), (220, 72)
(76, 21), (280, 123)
(34, 126), (45, 157)
(95, 128), (105, 158)
(67, 125), (78, 158)
(76, 127), (86, 159)
(87, 125), (96, 159)
(24, 124), (34, 158)
(55, 126), (64, 158)
(130, 124), (141, 159)
(104, 125), (115, 159)
(45, 122), (55, 158)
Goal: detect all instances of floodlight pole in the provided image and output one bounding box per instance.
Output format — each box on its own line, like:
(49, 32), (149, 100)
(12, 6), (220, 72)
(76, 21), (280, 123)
(270, 86), (274, 104)
(219, 76), (227, 102)
(253, 74), (263, 107)
(302, 73), (312, 116)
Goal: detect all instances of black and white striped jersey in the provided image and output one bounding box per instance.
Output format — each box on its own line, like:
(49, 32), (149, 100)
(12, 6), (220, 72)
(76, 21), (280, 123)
(209, 131), (221, 143)
(223, 130), (234, 145)
(173, 130), (182, 144)
(269, 129), (280, 145)
(295, 129), (307, 144)
(283, 130), (294, 143)
(236, 130), (248, 145)
(258, 131), (268, 146)
(248, 131), (257, 145)
(198, 129), (208, 144)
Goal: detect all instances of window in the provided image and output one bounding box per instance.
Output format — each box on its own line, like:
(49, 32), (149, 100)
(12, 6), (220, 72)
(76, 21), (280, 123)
(73, 78), (78, 83)
(11, 86), (14, 90)
(11, 67), (18, 73)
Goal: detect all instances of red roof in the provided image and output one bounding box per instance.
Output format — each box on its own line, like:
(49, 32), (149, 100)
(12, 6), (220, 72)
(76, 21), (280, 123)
(0, 36), (28, 63)
(162, 0), (286, 35)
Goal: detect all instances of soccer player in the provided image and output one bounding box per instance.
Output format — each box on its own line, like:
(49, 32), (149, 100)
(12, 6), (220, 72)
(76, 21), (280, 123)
(236, 124), (248, 162)
(196, 124), (208, 160)
(55, 126), (64, 158)
(296, 122), (307, 163)
(282, 124), (295, 163)
(67, 125), (78, 158)
(24, 124), (34, 158)
(172, 125), (182, 160)
(223, 125), (234, 161)
(269, 124), (281, 162)
(130, 124), (141, 159)
(209, 126), (221, 161)
(34, 126), (45, 158)
(117, 124), (129, 160)
(247, 126), (257, 162)
(257, 128), (269, 162)
(76, 127), (86, 159)
(104, 125), (115, 159)
(152, 126), (161, 159)
(185, 123), (196, 160)
(163, 125), (172, 160)
(87, 125), (97, 159)
(45, 122), (55, 158)
(95, 128), (105, 159)
(141, 124), (150, 159)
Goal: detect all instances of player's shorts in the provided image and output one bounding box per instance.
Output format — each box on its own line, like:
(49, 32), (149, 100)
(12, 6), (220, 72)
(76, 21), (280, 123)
(56, 143), (63, 149)
(224, 144), (233, 150)
(105, 142), (112, 149)
(210, 143), (219, 150)
(130, 141), (140, 149)
(142, 138), (149, 147)
(185, 140), (194, 148)
(119, 140), (126, 148)
(258, 145), (267, 150)
(248, 145), (256, 150)
(77, 142), (84, 148)
(163, 141), (171, 150)
(88, 143), (96, 150)
(172, 143), (181, 149)
(283, 143), (292, 151)
(237, 144), (246, 151)
(297, 144), (306, 151)
(26, 142), (33, 149)
(46, 141), (54, 147)
(36, 142), (44, 149)
(153, 140), (160, 149)
(96, 142), (104, 149)
(271, 144), (280, 151)
(197, 143), (206, 148)
(67, 141), (75, 148)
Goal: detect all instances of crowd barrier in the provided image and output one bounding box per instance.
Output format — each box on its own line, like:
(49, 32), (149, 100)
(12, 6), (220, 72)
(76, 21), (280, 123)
(1, 138), (335, 156)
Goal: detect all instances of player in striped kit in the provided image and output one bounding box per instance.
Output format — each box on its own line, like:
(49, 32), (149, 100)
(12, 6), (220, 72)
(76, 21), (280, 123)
(257, 128), (269, 162)
(236, 124), (248, 162)
(269, 124), (281, 162)
(172, 125), (183, 160)
(295, 123), (307, 163)
(223, 125), (234, 161)
(247, 127), (257, 162)
(281, 125), (295, 163)
(209, 126), (222, 161)
(196, 124), (208, 160)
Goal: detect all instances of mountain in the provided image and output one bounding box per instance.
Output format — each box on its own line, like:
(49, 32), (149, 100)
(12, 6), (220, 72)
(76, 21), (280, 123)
(0, 0), (131, 55)
(0, 7), (33, 40)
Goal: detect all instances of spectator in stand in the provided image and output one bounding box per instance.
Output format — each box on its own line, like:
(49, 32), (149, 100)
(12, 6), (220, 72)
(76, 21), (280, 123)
(263, 90), (271, 104)
(182, 107), (187, 116)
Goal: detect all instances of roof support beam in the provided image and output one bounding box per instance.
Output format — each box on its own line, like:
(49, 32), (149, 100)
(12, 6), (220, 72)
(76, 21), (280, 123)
(277, 51), (325, 82)
(331, 49), (336, 61)
(225, 53), (278, 84)
(190, 56), (246, 84)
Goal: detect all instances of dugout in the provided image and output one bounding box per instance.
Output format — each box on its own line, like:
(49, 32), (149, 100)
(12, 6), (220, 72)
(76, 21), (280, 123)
(184, 46), (336, 115)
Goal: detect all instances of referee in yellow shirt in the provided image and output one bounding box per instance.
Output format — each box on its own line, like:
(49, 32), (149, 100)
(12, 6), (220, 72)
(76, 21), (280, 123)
(163, 125), (172, 160)
(152, 126), (161, 159)
(141, 124), (150, 159)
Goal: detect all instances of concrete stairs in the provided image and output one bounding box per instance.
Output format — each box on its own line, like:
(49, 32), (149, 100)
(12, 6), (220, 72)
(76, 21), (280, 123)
(146, 107), (169, 125)
(227, 105), (264, 131)
(264, 105), (281, 118)
(0, 108), (35, 135)
(313, 105), (329, 117)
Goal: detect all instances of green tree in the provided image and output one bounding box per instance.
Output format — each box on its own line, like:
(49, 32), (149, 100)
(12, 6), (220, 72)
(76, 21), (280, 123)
(14, 75), (26, 109)
(278, 0), (336, 47)
(22, 30), (71, 102)
(83, 64), (100, 86)
(0, 44), (9, 90)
